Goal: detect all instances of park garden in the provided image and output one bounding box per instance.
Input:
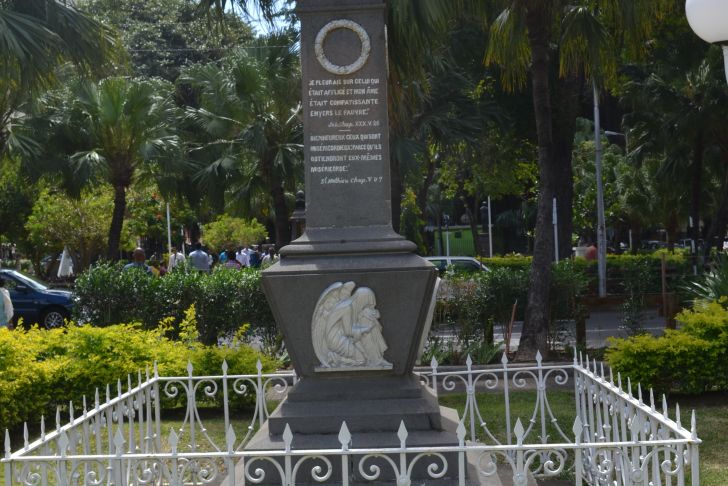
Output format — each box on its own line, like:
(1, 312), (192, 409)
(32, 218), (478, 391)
(2, 0), (728, 484)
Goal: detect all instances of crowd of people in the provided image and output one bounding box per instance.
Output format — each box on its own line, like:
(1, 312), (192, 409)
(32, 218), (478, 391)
(122, 243), (278, 276)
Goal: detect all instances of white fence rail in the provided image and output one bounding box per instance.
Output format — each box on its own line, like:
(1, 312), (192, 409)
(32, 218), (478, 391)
(3, 351), (700, 485)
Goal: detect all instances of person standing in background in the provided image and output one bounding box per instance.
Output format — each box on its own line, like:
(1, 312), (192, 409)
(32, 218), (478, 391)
(236, 246), (250, 267)
(168, 247), (185, 270)
(123, 248), (153, 275)
(189, 243), (211, 272)
(0, 278), (14, 328)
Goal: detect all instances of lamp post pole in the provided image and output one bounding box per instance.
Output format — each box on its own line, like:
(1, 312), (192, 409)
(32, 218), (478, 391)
(488, 196), (493, 258)
(594, 82), (607, 298)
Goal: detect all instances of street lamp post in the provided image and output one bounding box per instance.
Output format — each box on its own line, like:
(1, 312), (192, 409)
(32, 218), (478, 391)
(593, 83), (607, 297)
(686, 0), (728, 84)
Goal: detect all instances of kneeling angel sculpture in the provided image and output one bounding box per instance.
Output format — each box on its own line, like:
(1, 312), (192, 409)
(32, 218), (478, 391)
(312, 282), (393, 370)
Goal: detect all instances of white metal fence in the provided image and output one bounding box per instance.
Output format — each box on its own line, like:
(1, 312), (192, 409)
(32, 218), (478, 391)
(3, 351), (700, 486)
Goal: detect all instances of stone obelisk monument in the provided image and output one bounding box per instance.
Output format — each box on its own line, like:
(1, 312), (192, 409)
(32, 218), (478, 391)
(255, 0), (459, 470)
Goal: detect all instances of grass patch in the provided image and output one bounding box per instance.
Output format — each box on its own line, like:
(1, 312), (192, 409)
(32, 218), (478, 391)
(439, 390), (577, 444)
(674, 392), (728, 486)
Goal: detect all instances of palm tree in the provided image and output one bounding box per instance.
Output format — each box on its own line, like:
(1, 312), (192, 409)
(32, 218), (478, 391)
(622, 25), (728, 256)
(18, 77), (181, 260)
(485, 0), (673, 360)
(0, 0), (115, 151)
(180, 35), (303, 248)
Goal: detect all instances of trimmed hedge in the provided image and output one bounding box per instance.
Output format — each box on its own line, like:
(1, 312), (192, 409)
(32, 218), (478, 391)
(606, 300), (728, 394)
(0, 307), (278, 432)
(480, 252), (693, 295)
(74, 263), (275, 344)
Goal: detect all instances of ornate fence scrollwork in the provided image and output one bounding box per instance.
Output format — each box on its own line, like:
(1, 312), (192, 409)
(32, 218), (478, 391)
(2, 353), (701, 486)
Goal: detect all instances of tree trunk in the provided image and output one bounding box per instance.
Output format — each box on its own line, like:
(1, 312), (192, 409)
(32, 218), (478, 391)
(107, 184), (128, 261)
(517, 2), (555, 362)
(271, 185), (291, 249)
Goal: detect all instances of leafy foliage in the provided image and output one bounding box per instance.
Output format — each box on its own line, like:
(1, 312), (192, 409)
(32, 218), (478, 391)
(79, 0), (254, 81)
(607, 300), (728, 394)
(179, 35), (302, 246)
(0, 307), (277, 432)
(17, 76), (182, 259)
(684, 256), (728, 306)
(426, 260), (587, 364)
(73, 263), (276, 345)
(201, 215), (267, 253)
(24, 188), (123, 271)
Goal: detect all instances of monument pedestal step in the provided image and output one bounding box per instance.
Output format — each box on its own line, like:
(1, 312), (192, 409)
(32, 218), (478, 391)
(222, 406), (539, 486)
(268, 374), (445, 435)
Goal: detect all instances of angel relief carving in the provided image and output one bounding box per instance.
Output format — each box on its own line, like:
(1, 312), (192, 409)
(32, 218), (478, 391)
(312, 282), (393, 370)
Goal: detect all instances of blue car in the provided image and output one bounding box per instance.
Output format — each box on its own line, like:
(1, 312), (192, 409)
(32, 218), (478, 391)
(0, 269), (74, 328)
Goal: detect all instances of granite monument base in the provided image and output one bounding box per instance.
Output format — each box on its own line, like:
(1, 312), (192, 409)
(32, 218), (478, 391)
(240, 406), (463, 484)
(228, 406), (537, 485)
(268, 374), (442, 435)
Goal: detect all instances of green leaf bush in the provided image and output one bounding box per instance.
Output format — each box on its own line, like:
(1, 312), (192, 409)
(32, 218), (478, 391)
(74, 263), (275, 344)
(0, 308), (277, 432)
(606, 300), (728, 394)
(480, 253), (691, 294)
(428, 260), (587, 363)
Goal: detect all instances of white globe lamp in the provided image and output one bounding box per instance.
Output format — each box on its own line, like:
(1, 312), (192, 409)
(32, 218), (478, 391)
(686, 0), (728, 82)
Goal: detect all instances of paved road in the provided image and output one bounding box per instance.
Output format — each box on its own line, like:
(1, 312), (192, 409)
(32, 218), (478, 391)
(493, 307), (668, 350)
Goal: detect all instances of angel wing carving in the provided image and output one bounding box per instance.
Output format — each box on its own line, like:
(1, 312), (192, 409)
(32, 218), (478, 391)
(311, 281), (355, 367)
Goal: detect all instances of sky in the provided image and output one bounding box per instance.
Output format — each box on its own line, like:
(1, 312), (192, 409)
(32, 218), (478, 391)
(226, 0), (293, 36)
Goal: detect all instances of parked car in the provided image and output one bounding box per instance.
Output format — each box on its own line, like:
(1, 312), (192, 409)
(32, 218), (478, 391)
(0, 269), (74, 328)
(424, 256), (488, 274)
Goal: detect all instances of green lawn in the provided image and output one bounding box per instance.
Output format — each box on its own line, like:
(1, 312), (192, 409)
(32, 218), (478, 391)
(2, 392), (726, 485)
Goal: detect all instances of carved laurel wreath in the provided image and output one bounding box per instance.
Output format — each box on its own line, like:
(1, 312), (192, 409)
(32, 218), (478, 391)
(314, 19), (371, 76)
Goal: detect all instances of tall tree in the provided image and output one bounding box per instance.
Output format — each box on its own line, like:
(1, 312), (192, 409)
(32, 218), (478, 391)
(486, 0), (673, 360)
(180, 35), (303, 248)
(79, 0), (254, 81)
(18, 77), (181, 260)
(622, 18), (728, 255)
(0, 0), (115, 152)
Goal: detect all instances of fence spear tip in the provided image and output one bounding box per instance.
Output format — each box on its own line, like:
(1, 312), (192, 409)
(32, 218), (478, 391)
(397, 421), (409, 446)
(283, 424), (293, 451)
(338, 422), (351, 449)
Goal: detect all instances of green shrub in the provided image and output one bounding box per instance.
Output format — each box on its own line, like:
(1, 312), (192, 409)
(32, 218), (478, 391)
(480, 253), (691, 295)
(606, 301), (728, 394)
(0, 308), (277, 432)
(683, 255), (728, 305)
(433, 260), (587, 360)
(74, 263), (276, 345)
